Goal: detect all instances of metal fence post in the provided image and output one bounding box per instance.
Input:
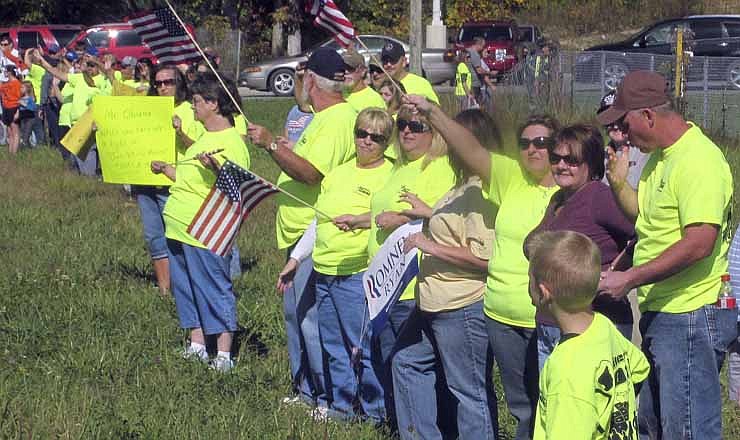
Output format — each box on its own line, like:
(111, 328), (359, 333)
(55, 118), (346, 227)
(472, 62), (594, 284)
(600, 51), (606, 97)
(650, 55), (655, 72)
(235, 29), (242, 83)
(703, 57), (709, 129)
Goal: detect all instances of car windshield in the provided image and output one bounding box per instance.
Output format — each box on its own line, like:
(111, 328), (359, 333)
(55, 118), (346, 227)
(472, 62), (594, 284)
(459, 26), (512, 42)
(520, 27), (533, 41)
(51, 29), (80, 47)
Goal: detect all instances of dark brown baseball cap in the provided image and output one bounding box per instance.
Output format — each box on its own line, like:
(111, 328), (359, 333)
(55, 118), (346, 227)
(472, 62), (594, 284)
(596, 71), (670, 125)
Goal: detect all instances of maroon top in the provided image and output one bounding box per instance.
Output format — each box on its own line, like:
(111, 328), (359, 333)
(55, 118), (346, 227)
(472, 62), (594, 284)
(531, 180), (636, 324)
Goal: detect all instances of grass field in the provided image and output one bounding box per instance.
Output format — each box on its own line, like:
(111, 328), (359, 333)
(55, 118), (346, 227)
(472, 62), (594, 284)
(1, 96), (739, 439)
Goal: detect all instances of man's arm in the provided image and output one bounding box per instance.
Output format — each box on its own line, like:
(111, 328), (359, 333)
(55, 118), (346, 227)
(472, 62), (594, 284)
(606, 145), (639, 222)
(34, 50), (68, 82)
(268, 139), (323, 185)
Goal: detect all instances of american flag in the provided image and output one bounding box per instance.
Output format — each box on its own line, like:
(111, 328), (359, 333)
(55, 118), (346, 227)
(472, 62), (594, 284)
(188, 161), (279, 256)
(127, 8), (201, 65)
(307, 0), (356, 47)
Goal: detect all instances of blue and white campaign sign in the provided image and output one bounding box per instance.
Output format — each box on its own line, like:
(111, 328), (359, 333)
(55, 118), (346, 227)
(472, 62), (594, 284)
(363, 220), (423, 333)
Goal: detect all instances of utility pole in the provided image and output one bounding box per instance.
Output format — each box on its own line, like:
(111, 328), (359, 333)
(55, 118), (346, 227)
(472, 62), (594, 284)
(426, 0), (446, 48)
(409, 0), (422, 75)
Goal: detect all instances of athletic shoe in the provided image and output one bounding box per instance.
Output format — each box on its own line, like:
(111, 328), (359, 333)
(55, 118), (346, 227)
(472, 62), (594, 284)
(209, 356), (234, 373)
(309, 406), (329, 422)
(180, 345), (208, 363)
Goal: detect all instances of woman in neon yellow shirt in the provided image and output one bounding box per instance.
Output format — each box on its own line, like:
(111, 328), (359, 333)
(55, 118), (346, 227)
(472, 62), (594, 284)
(151, 73), (250, 373)
(403, 94), (559, 440)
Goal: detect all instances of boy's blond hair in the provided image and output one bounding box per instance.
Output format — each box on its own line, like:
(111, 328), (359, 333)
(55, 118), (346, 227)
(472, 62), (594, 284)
(525, 230), (601, 311)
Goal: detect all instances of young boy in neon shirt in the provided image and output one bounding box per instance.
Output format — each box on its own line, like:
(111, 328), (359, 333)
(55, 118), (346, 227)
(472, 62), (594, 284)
(525, 230), (650, 440)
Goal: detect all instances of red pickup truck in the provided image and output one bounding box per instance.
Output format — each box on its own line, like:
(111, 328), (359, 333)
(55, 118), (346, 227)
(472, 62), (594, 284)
(454, 20), (520, 79)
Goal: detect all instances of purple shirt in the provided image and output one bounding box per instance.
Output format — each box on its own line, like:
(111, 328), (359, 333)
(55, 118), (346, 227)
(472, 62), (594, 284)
(532, 180), (636, 324)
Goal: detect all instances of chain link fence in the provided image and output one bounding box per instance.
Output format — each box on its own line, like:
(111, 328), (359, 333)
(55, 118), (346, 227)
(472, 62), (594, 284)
(505, 50), (740, 138)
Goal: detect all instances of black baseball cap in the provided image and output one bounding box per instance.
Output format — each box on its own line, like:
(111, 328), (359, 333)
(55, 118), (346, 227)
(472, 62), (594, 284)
(597, 90), (616, 115)
(596, 71), (670, 125)
(306, 47), (346, 81)
(381, 41), (405, 64)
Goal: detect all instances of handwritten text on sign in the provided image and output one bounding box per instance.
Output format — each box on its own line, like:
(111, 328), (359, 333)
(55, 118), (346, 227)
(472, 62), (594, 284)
(93, 96), (175, 185)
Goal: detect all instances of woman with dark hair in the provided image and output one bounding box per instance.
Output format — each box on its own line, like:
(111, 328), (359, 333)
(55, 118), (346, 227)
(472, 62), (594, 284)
(391, 109), (501, 439)
(402, 94), (559, 440)
(151, 73), (249, 372)
(526, 124), (635, 368)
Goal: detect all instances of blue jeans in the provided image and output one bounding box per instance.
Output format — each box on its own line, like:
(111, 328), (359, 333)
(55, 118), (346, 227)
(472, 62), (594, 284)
(133, 186), (169, 260)
(167, 239), (236, 335)
(283, 251), (327, 406)
(229, 245), (241, 280)
(536, 320), (634, 371)
(393, 301), (498, 440)
(486, 318), (538, 440)
(638, 305), (738, 440)
(74, 144), (99, 177)
(316, 272), (385, 422)
(729, 323), (740, 404)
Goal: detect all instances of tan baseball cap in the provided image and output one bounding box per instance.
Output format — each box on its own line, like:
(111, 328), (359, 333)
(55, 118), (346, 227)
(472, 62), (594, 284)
(342, 51), (366, 70)
(596, 71), (670, 125)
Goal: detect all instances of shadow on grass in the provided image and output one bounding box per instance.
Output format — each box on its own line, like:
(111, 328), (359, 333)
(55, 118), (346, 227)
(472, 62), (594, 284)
(205, 324), (270, 359)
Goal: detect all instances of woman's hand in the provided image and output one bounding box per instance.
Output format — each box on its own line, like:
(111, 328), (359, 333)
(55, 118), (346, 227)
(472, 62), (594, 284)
(399, 192), (433, 219)
(276, 258), (298, 294)
(151, 160), (168, 174)
(375, 211), (409, 230)
(172, 115), (182, 132)
(401, 94), (434, 116)
(197, 152), (221, 173)
(403, 231), (434, 254)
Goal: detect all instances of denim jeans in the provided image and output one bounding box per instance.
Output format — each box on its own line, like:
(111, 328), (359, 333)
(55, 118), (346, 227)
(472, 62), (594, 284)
(729, 323), (740, 404)
(283, 251), (327, 406)
(316, 272), (385, 422)
(638, 305), (738, 440)
(393, 301), (497, 440)
(536, 320), (634, 371)
(486, 318), (538, 440)
(44, 104), (61, 149)
(229, 245), (241, 280)
(74, 144), (99, 177)
(133, 186), (169, 260)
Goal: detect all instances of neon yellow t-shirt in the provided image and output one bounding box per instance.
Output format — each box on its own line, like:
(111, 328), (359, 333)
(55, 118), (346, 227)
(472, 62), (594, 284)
(58, 83), (74, 127)
(27, 64), (45, 103)
(345, 86), (386, 113)
(484, 153), (558, 328)
(173, 101), (204, 159)
(234, 113), (249, 137)
(634, 123), (733, 313)
(400, 72), (439, 104)
(534, 313), (650, 440)
(66, 73), (105, 124)
(368, 154), (456, 300)
(163, 127), (251, 248)
(313, 159), (394, 275)
(455, 62), (471, 97)
(275, 102), (357, 249)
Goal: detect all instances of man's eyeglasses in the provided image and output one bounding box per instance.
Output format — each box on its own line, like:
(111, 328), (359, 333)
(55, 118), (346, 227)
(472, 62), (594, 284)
(355, 128), (387, 144)
(548, 152), (582, 166)
(518, 136), (553, 150)
(154, 78), (176, 88)
(397, 119), (431, 133)
(0, 42), (10, 47)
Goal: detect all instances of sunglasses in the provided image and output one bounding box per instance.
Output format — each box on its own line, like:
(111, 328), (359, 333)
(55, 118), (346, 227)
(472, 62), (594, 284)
(518, 136), (554, 150)
(397, 119), (430, 133)
(0, 43), (9, 47)
(86, 62), (97, 68)
(605, 123), (621, 132)
(154, 78), (176, 88)
(548, 152), (582, 166)
(355, 128), (387, 144)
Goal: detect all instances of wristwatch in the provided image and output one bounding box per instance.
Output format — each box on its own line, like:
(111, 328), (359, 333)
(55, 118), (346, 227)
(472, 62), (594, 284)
(268, 141), (278, 152)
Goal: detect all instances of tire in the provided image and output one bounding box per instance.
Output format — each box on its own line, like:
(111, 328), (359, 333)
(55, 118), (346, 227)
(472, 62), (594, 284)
(603, 62), (628, 90)
(728, 61), (740, 90)
(269, 68), (295, 97)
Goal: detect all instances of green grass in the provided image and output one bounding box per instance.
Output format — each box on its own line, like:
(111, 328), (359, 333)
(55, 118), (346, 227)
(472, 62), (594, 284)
(0, 97), (738, 439)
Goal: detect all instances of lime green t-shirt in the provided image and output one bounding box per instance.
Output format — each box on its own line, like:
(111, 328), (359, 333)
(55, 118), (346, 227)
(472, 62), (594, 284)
(368, 154), (456, 300)
(66, 73), (106, 124)
(400, 72), (439, 104)
(484, 153), (558, 328)
(534, 313), (650, 440)
(163, 127), (251, 248)
(275, 102), (357, 249)
(27, 64), (45, 103)
(345, 86), (386, 113)
(313, 159), (394, 275)
(634, 123), (733, 313)
(455, 62), (471, 96)
(234, 113), (249, 137)
(173, 101), (204, 159)
(58, 83), (74, 127)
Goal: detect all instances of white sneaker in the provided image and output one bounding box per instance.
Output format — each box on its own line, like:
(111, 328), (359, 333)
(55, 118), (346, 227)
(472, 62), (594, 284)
(209, 356), (234, 373)
(180, 345), (208, 363)
(281, 396), (302, 406)
(309, 406), (329, 422)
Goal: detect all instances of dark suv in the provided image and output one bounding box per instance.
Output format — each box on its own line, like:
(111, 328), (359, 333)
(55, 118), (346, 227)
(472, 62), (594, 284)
(577, 15), (740, 89)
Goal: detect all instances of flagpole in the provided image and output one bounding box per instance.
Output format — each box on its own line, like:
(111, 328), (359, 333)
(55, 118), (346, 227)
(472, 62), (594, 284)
(244, 167), (334, 221)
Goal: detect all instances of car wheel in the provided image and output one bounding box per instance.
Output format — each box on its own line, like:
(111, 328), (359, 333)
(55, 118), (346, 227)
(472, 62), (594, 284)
(270, 68), (295, 97)
(728, 61), (740, 90)
(604, 62), (628, 90)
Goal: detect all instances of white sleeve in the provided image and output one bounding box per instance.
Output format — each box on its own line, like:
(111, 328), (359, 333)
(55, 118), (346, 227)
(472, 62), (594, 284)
(289, 219), (316, 263)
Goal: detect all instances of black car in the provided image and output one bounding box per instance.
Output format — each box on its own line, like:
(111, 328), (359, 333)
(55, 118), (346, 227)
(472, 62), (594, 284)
(575, 15), (740, 90)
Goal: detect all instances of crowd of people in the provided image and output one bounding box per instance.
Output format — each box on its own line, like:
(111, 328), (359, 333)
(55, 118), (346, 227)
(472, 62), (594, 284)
(2, 30), (740, 439)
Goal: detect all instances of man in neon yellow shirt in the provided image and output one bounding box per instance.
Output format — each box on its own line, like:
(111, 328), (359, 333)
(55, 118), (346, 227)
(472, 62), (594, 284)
(380, 40), (439, 104)
(342, 51), (385, 112)
(598, 71), (737, 440)
(248, 47), (357, 411)
(526, 230), (649, 440)
(454, 51), (473, 110)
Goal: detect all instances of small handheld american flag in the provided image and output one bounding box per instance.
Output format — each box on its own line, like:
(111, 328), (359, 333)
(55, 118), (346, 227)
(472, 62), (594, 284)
(188, 160), (279, 256)
(127, 8), (201, 65)
(307, 0), (356, 48)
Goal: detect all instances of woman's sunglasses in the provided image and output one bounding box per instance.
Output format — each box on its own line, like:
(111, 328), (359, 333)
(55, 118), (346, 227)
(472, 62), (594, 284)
(548, 152), (582, 166)
(397, 119), (430, 133)
(154, 78), (176, 88)
(355, 128), (387, 144)
(518, 136), (553, 150)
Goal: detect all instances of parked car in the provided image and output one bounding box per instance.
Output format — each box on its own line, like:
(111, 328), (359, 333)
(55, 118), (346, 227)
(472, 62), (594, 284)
(0, 24), (83, 52)
(67, 23), (166, 64)
(453, 20), (520, 79)
(239, 34), (456, 96)
(577, 15), (740, 89)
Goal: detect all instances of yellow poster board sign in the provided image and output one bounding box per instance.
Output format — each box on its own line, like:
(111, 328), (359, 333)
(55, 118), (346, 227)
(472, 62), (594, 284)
(92, 96), (175, 186)
(60, 108), (95, 159)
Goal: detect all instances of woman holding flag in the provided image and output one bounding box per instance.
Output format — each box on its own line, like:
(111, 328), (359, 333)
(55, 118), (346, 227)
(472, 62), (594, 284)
(151, 73), (249, 373)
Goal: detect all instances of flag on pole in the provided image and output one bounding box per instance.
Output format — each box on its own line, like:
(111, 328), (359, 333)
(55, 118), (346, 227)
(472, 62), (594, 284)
(306, 0), (356, 48)
(127, 8), (201, 65)
(188, 160), (278, 256)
